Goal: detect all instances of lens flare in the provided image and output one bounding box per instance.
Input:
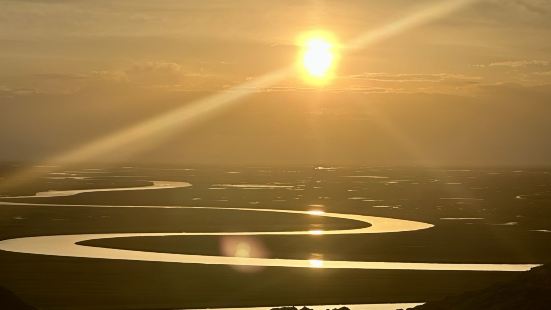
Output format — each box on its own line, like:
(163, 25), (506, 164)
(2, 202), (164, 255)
(219, 236), (269, 273)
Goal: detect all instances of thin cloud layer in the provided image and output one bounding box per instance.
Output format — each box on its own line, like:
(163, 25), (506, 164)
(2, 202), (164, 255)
(0, 0), (550, 165)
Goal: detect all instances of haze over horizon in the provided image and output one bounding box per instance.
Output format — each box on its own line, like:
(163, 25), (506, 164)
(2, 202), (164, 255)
(2, 0), (551, 166)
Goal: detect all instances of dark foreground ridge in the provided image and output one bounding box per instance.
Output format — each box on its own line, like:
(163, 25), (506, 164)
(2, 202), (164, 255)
(0, 286), (36, 310)
(408, 265), (551, 309)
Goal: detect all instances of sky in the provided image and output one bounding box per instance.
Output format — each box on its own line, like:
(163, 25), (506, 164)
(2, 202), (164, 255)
(1, 0), (551, 166)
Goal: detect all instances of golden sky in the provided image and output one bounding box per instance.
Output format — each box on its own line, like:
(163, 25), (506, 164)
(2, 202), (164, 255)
(1, 0), (551, 166)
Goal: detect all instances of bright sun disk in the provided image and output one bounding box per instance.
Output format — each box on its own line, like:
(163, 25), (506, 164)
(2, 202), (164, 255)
(299, 33), (337, 83)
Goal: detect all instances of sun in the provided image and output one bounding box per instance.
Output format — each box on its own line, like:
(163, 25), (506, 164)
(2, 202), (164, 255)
(298, 32), (338, 84)
(303, 38), (333, 77)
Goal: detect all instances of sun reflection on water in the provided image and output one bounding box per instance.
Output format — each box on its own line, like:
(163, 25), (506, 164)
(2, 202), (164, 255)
(308, 210), (325, 216)
(309, 259), (324, 268)
(309, 229), (324, 235)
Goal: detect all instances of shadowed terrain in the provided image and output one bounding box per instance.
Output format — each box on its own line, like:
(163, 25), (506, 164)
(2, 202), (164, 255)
(409, 264), (551, 309)
(0, 165), (550, 309)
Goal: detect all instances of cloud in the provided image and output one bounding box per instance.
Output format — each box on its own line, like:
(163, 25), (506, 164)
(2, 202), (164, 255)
(476, 81), (551, 95)
(246, 72), (482, 96)
(506, 0), (551, 15)
(477, 60), (550, 68)
(124, 62), (185, 82)
(100, 61), (227, 90)
(0, 85), (37, 98)
(87, 62), (190, 86)
(473, 59), (551, 85)
(332, 72), (481, 95)
(345, 72), (480, 83)
(0, 61), (227, 96)
(30, 73), (88, 80)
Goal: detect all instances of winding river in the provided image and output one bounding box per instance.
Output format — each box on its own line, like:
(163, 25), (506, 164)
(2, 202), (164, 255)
(0, 180), (540, 272)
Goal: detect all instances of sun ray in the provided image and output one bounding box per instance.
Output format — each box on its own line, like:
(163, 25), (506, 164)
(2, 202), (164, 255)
(346, 0), (478, 51)
(0, 0), (479, 189)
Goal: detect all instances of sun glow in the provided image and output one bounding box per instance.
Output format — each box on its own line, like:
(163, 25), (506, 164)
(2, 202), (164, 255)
(1, 1), (480, 190)
(299, 32), (338, 84)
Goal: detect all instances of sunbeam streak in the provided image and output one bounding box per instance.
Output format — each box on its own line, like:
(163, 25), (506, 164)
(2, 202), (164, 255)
(0, 0), (479, 189)
(346, 0), (478, 51)
(0, 68), (291, 190)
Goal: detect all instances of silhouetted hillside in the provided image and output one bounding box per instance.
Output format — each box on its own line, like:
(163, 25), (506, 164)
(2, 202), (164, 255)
(0, 286), (36, 310)
(408, 265), (551, 309)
